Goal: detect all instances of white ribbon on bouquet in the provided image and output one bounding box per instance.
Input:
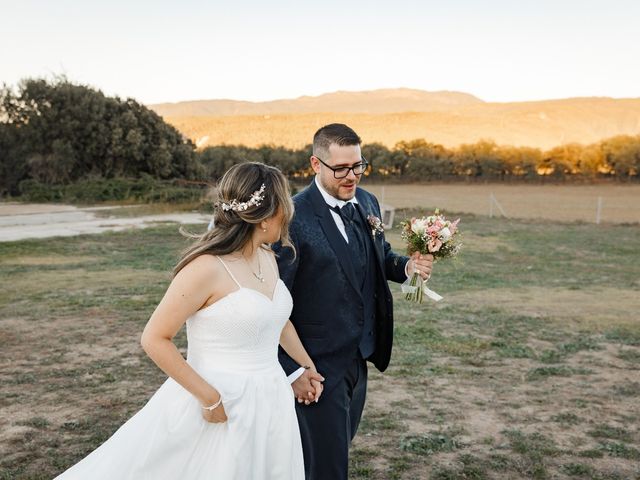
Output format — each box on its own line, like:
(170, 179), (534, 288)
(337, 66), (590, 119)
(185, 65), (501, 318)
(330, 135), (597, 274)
(401, 276), (443, 302)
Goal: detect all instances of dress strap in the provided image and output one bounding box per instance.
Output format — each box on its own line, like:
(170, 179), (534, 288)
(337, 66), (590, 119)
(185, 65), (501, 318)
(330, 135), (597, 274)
(216, 256), (241, 288)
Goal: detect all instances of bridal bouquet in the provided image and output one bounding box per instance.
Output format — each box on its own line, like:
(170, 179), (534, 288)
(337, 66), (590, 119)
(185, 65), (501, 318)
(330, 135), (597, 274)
(400, 209), (461, 303)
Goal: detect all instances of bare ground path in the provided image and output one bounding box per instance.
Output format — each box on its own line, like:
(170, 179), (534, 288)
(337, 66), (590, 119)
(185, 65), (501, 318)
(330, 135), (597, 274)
(0, 202), (210, 242)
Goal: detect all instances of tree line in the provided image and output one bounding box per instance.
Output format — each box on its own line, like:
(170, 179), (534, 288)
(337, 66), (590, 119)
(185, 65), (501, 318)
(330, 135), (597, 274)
(1, 78), (638, 201)
(198, 136), (639, 184)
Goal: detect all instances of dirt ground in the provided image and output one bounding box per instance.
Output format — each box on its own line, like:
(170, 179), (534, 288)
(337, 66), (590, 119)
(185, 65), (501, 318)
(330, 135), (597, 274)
(355, 287), (640, 478)
(0, 202), (209, 241)
(363, 183), (640, 224)
(1, 201), (638, 479)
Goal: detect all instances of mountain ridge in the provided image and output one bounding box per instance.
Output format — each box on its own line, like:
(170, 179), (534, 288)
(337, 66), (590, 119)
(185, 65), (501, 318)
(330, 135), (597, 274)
(148, 88), (640, 149)
(149, 88), (484, 116)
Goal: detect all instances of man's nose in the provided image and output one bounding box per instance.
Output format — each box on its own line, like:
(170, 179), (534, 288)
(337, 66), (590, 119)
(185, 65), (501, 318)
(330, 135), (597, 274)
(346, 168), (358, 180)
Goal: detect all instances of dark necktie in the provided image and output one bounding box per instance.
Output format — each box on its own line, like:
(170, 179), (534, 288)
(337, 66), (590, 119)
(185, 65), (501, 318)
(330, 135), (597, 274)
(331, 203), (356, 240)
(340, 202), (356, 222)
(331, 203), (365, 259)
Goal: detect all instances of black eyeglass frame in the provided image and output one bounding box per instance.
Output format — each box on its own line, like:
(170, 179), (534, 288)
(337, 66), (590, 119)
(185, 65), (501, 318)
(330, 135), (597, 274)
(313, 155), (370, 179)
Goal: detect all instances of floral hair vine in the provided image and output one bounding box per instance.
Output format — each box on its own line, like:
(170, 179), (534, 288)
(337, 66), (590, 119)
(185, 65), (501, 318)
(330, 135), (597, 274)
(220, 184), (266, 212)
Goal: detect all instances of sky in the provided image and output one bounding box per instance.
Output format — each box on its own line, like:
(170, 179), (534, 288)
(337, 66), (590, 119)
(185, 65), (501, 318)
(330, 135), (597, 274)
(1, 0), (639, 105)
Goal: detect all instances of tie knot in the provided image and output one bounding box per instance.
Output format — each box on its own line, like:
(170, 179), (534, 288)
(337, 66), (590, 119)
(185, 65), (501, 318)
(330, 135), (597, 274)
(341, 202), (356, 220)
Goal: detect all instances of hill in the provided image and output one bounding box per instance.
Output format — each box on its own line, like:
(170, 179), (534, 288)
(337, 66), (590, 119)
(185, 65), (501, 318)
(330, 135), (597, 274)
(148, 89), (640, 149)
(150, 88), (483, 117)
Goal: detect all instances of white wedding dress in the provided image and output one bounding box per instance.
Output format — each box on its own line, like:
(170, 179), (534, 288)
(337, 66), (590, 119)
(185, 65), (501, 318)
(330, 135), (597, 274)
(55, 255), (304, 480)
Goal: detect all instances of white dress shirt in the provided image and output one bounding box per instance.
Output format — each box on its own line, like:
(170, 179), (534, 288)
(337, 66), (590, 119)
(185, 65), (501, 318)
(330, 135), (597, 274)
(314, 176), (411, 278)
(315, 176), (358, 243)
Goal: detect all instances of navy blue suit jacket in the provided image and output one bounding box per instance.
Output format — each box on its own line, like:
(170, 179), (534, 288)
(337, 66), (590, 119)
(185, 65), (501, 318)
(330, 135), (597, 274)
(274, 180), (409, 393)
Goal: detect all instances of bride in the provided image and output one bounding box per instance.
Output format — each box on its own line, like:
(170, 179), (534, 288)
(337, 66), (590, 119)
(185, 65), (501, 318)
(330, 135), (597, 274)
(55, 162), (323, 479)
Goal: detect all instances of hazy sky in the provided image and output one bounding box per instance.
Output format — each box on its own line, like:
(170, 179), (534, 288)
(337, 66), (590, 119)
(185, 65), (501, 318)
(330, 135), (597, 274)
(2, 0), (639, 104)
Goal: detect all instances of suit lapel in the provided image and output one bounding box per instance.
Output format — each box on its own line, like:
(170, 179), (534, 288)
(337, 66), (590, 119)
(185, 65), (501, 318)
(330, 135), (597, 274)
(355, 190), (384, 267)
(309, 181), (361, 295)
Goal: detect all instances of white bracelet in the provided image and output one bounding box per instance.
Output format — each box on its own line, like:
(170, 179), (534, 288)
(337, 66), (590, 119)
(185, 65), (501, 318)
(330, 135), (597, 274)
(202, 397), (223, 411)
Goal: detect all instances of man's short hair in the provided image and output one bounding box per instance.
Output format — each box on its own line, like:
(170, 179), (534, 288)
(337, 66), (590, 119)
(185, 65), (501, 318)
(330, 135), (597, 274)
(312, 123), (362, 159)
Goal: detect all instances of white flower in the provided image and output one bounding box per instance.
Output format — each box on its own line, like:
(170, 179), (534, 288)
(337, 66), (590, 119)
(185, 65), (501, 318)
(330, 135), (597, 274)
(411, 218), (429, 235)
(221, 184), (266, 212)
(438, 227), (452, 242)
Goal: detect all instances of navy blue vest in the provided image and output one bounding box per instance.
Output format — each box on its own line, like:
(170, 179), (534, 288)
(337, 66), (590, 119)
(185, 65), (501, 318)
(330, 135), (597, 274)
(337, 203), (377, 359)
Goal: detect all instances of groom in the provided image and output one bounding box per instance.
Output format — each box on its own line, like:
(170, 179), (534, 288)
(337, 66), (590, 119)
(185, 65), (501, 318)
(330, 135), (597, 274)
(274, 123), (433, 479)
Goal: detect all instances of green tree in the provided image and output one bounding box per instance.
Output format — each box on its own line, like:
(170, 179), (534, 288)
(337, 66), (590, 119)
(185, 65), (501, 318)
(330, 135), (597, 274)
(539, 144), (580, 179)
(600, 135), (640, 178)
(361, 142), (392, 179)
(578, 143), (605, 178)
(396, 140), (453, 180)
(198, 145), (262, 179)
(454, 140), (507, 179)
(0, 123), (28, 195)
(0, 77), (201, 193)
(499, 145), (541, 179)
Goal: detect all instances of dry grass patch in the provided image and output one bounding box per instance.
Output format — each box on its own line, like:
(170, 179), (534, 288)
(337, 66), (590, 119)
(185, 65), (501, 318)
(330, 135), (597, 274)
(448, 287), (640, 324)
(0, 255), (101, 266)
(366, 183), (640, 224)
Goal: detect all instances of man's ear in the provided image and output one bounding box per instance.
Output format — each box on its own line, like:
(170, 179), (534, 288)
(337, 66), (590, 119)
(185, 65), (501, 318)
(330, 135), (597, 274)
(310, 156), (321, 174)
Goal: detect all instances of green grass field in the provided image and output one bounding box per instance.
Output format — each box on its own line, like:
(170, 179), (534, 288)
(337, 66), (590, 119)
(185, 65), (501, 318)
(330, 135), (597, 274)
(1, 211), (639, 479)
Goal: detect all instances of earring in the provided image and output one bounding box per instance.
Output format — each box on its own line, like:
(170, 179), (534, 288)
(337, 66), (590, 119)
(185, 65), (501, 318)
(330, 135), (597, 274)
(263, 228), (267, 232)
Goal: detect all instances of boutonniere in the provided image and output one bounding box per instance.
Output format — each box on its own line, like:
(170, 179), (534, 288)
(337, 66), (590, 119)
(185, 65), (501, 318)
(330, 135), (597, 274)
(367, 214), (384, 237)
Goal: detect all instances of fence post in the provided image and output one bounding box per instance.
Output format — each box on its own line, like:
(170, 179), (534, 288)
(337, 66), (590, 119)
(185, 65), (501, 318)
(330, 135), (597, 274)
(596, 196), (603, 224)
(490, 193), (508, 218)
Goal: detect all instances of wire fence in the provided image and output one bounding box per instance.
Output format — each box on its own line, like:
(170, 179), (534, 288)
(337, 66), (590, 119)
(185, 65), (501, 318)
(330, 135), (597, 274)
(367, 184), (640, 225)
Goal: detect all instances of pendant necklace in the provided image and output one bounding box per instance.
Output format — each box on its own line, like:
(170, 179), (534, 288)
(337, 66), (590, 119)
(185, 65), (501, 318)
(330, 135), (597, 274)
(246, 254), (265, 283)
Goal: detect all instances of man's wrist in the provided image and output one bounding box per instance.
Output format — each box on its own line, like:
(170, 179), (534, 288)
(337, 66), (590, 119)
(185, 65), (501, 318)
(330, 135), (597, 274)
(404, 259), (412, 278)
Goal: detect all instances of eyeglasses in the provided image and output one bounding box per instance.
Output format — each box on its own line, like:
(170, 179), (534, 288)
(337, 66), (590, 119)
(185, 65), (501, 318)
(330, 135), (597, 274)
(314, 155), (369, 179)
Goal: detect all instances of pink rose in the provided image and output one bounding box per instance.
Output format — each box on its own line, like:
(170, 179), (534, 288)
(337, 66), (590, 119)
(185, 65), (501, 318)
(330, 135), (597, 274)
(428, 238), (443, 252)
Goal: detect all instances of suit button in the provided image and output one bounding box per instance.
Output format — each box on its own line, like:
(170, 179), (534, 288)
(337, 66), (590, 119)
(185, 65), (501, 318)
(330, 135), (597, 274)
(368, 331), (374, 336)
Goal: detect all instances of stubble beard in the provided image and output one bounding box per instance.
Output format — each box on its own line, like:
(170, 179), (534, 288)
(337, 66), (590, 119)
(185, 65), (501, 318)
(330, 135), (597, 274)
(320, 176), (359, 201)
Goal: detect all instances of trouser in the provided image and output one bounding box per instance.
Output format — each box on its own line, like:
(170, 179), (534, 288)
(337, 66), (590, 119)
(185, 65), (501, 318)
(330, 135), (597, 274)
(295, 355), (368, 480)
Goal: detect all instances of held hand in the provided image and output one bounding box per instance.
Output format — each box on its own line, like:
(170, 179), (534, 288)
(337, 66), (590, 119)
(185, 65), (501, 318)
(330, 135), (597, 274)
(201, 403), (228, 423)
(409, 252), (434, 280)
(310, 378), (324, 404)
(291, 368), (325, 405)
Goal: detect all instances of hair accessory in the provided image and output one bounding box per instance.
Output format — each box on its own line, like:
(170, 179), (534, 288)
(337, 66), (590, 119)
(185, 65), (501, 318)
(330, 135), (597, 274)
(221, 184), (266, 212)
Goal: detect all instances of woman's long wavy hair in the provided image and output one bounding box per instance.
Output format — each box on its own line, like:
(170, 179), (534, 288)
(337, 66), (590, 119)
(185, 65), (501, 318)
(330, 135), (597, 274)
(173, 162), (294, 276)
